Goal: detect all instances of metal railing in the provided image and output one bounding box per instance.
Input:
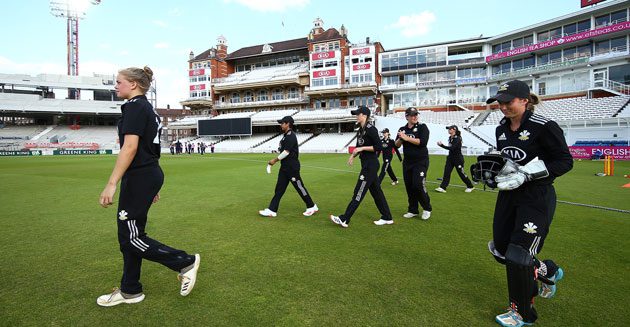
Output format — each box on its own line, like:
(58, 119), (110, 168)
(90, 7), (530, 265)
(592, 79), (630, 95)
(213, 96), (309, 108)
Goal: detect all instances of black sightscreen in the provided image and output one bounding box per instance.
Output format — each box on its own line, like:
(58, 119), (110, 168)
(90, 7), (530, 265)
(197, 117), (252, 136)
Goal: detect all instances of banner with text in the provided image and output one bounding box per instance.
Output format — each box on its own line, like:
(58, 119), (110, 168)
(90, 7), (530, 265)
(53, 150), (113, 155)
(486, 21), (630, 62)
(352, 63), (371, 71)
(312, 69), (337, 78)
(0, 150), (42, 156)
(311, 51), (336, 60)
(569, 146), (630, 160)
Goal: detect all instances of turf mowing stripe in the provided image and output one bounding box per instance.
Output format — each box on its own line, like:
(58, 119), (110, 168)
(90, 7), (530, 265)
(211, 156), (630, 214)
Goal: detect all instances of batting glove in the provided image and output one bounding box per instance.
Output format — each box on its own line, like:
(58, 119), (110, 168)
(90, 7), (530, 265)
(495, 158), (549, 191)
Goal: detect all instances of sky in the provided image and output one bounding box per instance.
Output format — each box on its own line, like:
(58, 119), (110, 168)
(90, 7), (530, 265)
(0, 0), (600, 108)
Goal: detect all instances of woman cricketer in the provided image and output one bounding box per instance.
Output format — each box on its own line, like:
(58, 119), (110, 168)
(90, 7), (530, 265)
(98, 66), (200, 306)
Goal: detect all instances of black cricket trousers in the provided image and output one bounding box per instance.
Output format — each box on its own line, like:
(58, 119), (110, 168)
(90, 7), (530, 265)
(340, 158), (392, 223)
(116, 166), (195, 294)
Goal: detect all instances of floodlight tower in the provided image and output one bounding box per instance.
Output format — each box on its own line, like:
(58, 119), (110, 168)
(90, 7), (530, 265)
(50, 0), (101, 99)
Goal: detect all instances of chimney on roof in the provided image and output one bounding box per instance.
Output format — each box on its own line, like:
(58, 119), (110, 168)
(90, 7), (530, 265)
(189, 51), (194, 60)
(216, 35), (228, 59)
(366, 37), (370, 44)
(340, 24), (347, 38)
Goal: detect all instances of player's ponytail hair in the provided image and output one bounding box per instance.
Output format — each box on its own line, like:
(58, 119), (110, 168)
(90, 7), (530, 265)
(526, 93), (540, 112)
(118, 66), (153, 94)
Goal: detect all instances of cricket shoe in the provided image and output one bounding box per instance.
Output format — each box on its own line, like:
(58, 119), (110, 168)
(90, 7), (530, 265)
(421, 211), (431, 220)
(303, 204), (319, 217)
(373, 219), (394, 226)
(259, 208), (277, 217)
(435, 187), (446, 193)
(179, 254), (201, 296)
(402, 212), (418, 219)
(330, 215), (348, 228)
(465, 188), (474, 193)
(539, 267), (564, 299)
(96, 288), (144, 307)
(391, 180), (399, 186)
(495, 309), (533, 326)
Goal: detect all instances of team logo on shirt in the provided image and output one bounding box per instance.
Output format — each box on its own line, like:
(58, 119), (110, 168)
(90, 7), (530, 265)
(420, 171), (425, 177)
(382, 142), (387, 148)
(118, 210), (128, 221)
(523, 222), (538, 234)
(518, 130), (530, 141)
(358, 138), (365, 145)
(498, 133), (507, 141)
(291, 177), (296, 182)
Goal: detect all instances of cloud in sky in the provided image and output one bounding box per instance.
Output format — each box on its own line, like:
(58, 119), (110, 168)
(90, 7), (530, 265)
(154, 42), (170, 49)
(223, 0), (310, 12)
(0, 56), (65, 75)
(153, 20), (168, 28)
(389, 11), (437, 38)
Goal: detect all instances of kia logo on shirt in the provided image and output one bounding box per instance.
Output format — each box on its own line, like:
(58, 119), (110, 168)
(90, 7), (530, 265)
(313, 69), (336, 78)
(352, 48), (370, 55)
(353, 64), (371, 71)
(311, 51), (335, 60)
(501, 146), (527, 162)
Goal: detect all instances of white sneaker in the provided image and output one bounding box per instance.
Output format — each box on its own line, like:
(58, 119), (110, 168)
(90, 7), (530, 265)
(421, 211), (431, 220)
(258, 208), (277, 217)
(373, 219), (394, 225)
(330, 215), (348, 228)
(96, 288), (145, 307)
(179, 254), (200, 296)
(403, 212), (418, 219)
(465, 188), (474, 193)
(391, 180), (399, 186)
(435, 187), (446, 193)
(303, 204), (319, 217)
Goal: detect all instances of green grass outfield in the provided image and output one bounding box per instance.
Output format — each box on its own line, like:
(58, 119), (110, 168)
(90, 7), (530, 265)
(0, 153), (628, 326)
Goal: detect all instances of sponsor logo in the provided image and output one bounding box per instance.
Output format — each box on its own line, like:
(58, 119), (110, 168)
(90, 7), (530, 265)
(352, 48), (370, 55)
(498, 133), (507, 141)
(118, 210), (128, 221)
(420, 171), (425, 177)
(353, 63), (370, 71)
(313, 69), (337, 78)
(311, 51), (335, 60)
(501, 146), (527, 162)
(523, 222), (538, 234)
(358, 138), (365, 146)
(498, 83), (509, 91)
(359, 175), (365, 181)
(291, 177), (296, 182)
(518, 130), (530, 141)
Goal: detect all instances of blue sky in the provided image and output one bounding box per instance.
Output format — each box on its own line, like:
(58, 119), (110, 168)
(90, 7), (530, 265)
(0, 0), (594, 108)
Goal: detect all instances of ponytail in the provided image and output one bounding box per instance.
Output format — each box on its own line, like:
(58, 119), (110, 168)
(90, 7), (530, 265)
(526, 93), (540, 112)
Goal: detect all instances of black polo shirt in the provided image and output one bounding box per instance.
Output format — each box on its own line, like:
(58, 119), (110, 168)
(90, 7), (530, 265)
(397, 122), (429, 161)
(278, 129), (299, 167)
(495, 110), (573, 185)
(380, 137), (398, 160)
(118, 95), (161, 171)
(356, 122), (382, 161)
(438, 135), (465, 164)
